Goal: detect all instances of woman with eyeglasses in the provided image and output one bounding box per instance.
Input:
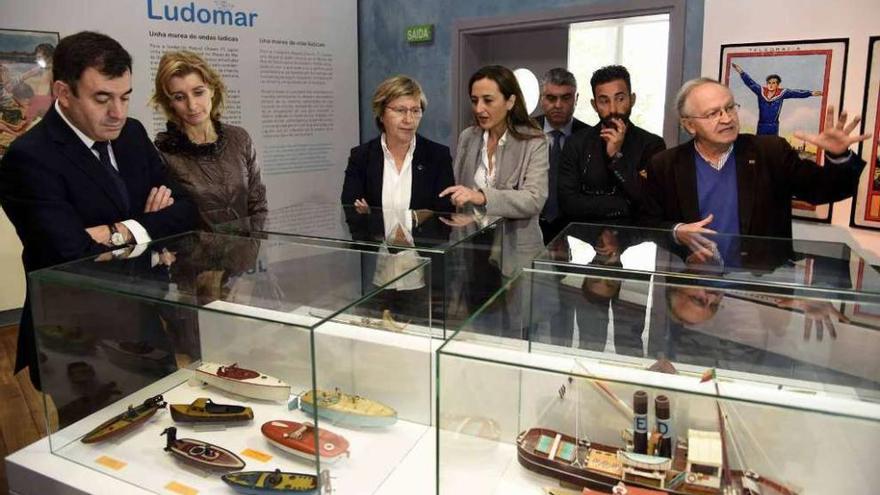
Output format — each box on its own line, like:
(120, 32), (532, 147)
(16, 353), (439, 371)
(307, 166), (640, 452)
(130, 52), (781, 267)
(341, 75), (454, 212)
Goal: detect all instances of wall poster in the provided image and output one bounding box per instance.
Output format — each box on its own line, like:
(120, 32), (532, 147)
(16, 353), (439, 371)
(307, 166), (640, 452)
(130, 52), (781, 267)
(851, 36), (880, 231)
(720, 38), (849, 223)
(0, 28), (59, 159)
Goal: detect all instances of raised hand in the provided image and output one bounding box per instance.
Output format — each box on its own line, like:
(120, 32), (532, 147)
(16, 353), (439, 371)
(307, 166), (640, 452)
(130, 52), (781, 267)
(600, 118), (627, 158)
(674, 214), (719, 263)
(793, 106), (871, 155)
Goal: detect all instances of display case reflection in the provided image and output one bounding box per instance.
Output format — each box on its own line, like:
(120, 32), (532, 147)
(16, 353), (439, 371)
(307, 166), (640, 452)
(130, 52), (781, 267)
(219, 202), (505, 336)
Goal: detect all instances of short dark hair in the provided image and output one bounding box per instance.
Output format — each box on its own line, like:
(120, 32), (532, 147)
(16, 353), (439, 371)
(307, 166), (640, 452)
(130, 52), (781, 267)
(53, 31), (132, 96)
(590, 65), (632, 95)
(766, 74), (781, 84)
(541, 67), (577, 89)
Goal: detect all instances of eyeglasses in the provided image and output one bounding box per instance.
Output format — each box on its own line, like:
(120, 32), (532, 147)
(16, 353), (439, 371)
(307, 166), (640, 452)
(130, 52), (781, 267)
(686, 102), (740, 121)
(387, 106), (423, 118)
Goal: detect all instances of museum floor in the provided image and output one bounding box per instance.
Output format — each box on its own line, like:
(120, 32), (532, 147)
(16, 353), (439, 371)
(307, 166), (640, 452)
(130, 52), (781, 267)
(0, 324), (55, 494)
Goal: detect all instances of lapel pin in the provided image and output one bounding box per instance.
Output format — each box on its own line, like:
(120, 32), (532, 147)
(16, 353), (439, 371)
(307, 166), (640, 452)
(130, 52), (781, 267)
(416, 164), (424, 171)
(748, 159), (755, 165)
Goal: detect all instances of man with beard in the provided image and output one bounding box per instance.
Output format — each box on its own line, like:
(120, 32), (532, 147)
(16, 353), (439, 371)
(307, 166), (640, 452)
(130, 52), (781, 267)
(558, 65), (666, 225)
(535, 68), (590, 241)
(642, 78), (867, 248)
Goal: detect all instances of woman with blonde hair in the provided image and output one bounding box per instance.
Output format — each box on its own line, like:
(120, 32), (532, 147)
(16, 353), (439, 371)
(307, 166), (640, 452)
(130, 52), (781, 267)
(152, 50), (266, 230)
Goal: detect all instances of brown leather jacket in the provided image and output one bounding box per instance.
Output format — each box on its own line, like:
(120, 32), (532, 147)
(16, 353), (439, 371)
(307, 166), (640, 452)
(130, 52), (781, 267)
(155, 121), (268, 231)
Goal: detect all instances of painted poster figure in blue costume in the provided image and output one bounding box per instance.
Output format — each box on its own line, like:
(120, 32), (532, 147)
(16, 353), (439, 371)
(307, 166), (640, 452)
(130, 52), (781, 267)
(732, 62), (823, 135)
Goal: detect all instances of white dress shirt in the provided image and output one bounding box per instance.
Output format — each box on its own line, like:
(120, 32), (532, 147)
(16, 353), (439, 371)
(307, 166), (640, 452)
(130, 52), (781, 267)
(380, 133), (416, 211)
(54, 100), (150, 245)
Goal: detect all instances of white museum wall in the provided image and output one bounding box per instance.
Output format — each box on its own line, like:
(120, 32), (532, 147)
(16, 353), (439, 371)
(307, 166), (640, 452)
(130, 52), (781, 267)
(0, 0), (359, 310)
(703, 0), (880, 261)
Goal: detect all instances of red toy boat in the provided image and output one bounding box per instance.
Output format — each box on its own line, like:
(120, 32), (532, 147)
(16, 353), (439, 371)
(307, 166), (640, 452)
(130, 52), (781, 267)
(261, 420), (350, 464)
(161, 426), (245, 472)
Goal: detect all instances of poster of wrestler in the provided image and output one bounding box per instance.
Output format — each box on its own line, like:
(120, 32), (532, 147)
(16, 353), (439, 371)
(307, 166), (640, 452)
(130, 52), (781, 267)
(0, 28), (59, 159)
(851, 36), (880, 231)
(720, 38), (848, 223)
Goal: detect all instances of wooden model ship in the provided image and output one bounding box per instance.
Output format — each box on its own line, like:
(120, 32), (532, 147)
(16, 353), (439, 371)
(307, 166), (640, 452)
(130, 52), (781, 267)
(161, 426), (246, 472)
(222, 468), (323, 494)
(81, 394), (166, 443)
(193, 362), (291, 402)
(517, 380), (798, 495)
(261, 420), (350, 464)
(170, 397), (254, 423)
(299, 388), (397, 428)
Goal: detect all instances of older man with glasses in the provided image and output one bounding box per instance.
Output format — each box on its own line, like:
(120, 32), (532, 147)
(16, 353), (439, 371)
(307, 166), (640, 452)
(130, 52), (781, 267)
(641, 77), (868, 251)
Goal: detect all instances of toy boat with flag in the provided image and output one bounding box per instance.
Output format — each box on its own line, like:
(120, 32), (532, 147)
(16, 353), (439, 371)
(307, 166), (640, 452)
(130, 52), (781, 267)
(161, 426), (245, 472)
(299, 388), (396, 427)
(222, 468), (324, 494)
(193, 362), (290, 402)
(81, 394), (166, 443)
(261, 420), (350, 464)
(170, 397), (254, 423)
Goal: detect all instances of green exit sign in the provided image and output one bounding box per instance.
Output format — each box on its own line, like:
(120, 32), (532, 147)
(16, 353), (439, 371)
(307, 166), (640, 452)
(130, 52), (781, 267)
(406, 24), (434, 44)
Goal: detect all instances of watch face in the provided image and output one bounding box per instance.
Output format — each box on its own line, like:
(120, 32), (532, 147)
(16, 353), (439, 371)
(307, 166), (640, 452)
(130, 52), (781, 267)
(111, 232), (126, 246)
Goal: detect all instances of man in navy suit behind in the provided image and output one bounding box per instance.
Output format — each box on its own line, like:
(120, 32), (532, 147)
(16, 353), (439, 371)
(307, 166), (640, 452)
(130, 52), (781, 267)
(0, 31), (196, 387)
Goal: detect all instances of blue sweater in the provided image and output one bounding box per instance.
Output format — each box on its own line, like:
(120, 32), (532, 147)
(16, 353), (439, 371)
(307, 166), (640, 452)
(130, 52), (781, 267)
(695, 150), (740, 235)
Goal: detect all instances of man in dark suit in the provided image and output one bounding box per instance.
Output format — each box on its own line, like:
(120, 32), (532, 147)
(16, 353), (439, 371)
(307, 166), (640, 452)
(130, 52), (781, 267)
(0, 31), (197, 387)
(535, 68), (591, 242)
(641, 77), (868, 254)
(558, 65), (666, 226)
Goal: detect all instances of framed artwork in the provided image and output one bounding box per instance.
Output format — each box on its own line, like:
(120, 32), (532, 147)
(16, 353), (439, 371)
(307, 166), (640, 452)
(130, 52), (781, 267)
(0, 28), (59, 159)
(851, 36), (880, 231)
(720, 38), (849, 223)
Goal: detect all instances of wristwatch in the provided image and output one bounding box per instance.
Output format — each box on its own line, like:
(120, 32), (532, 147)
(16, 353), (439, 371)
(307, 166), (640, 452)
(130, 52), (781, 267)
(108, 223), (127, 247)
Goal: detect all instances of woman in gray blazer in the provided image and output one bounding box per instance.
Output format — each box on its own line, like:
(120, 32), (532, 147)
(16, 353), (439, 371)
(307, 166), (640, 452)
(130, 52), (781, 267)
(441, 65), (549, 277)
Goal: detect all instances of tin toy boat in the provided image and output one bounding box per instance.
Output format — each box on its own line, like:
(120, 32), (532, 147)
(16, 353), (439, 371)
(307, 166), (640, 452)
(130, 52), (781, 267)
(222, 468), (326, 494)
(170, 397), (254, 423)
(193, 362), (291, 402)
(261, 420), (350, 464)
(299, 388), (397, 428)
(161, 426), (246, 472)
(81, 394), (166, 444)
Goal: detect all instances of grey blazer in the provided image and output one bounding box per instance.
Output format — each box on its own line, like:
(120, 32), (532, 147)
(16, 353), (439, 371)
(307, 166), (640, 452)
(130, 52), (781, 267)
(453, 125), (549, 276)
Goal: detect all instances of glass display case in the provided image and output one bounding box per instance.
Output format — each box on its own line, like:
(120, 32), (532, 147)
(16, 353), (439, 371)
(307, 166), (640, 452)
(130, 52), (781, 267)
(29, 231), (433, 494)
(535, 222), (880, 302)
(218, 202), (505, 337)
(437, 265), (880, 494)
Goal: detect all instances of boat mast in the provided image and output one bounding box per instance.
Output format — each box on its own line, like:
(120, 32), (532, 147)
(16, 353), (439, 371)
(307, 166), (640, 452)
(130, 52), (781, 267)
(713, 381), (733, 488)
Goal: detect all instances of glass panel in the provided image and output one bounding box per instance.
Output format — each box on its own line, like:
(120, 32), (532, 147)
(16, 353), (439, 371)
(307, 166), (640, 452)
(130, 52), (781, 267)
(537, 222), (880, 303)
(219, 203), (505, 335)
(438, 270), (880, 494)
(29, 231), (432, 494)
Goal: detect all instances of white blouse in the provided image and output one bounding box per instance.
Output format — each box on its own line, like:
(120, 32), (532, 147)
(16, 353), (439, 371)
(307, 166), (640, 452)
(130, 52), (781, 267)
(473, 129), (507, 191)
(380, 133), (416, 210)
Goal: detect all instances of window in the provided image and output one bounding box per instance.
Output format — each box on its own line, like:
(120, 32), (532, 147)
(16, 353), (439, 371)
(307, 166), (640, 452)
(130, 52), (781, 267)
(568, 14), (669, 136)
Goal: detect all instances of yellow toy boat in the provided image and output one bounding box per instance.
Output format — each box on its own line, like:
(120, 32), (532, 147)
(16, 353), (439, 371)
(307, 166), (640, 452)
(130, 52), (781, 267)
(299, 388), (396, 428)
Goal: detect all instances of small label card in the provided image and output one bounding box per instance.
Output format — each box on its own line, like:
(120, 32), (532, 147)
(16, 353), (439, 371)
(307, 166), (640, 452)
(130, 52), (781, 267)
(165, 481), (198, 495)
(241, 448), (272, 462)
(95, 455), (127, 471)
